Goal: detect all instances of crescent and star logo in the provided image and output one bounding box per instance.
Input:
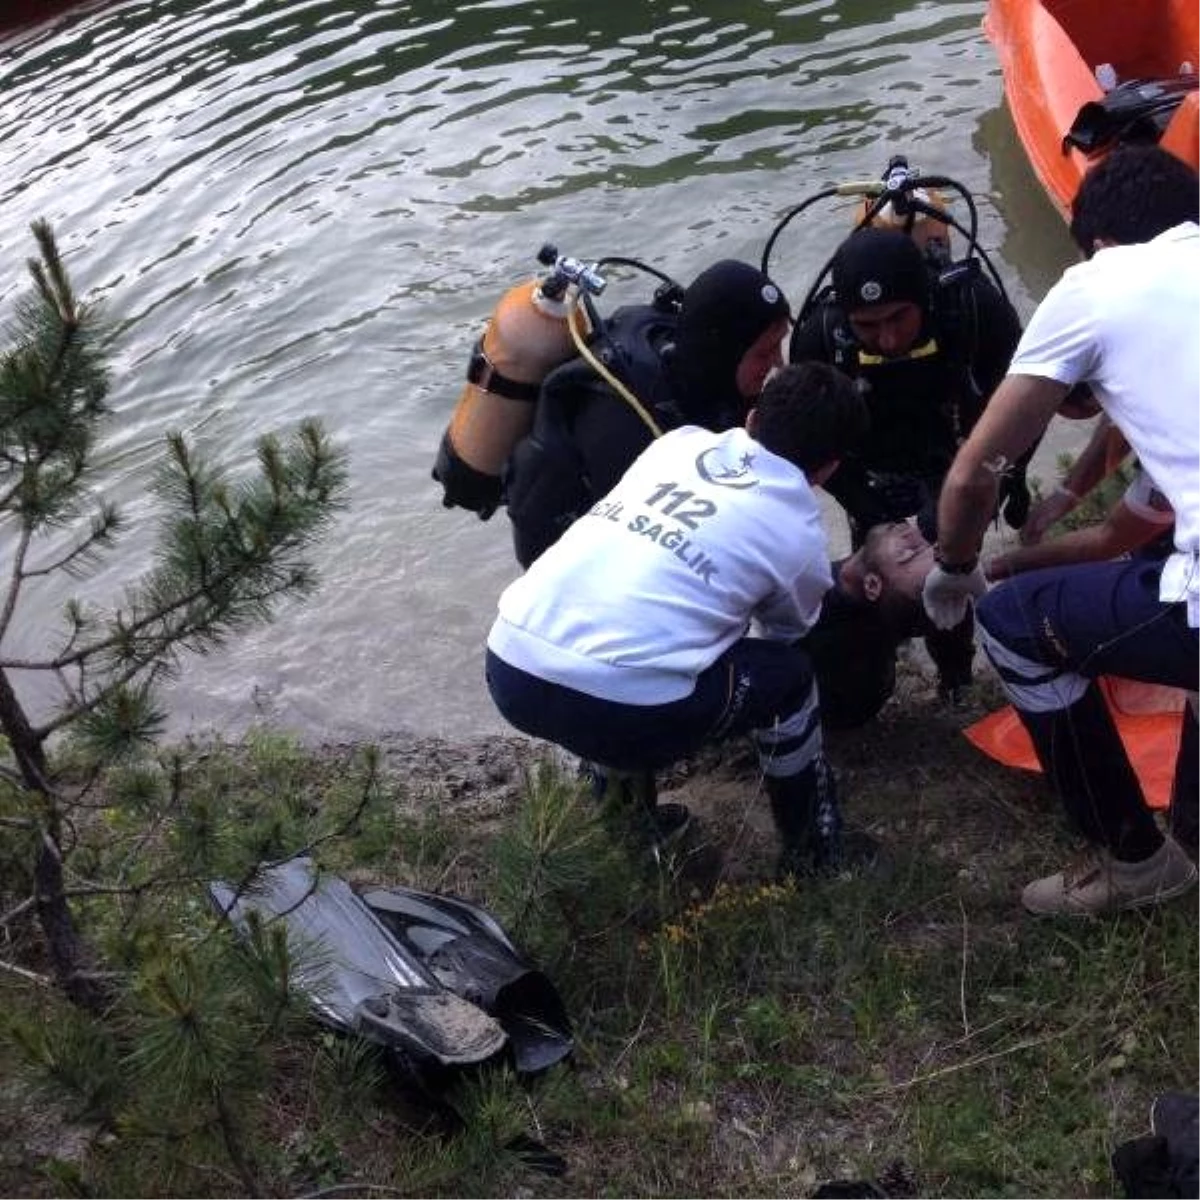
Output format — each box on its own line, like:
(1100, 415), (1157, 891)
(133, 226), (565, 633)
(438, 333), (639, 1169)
(695, 448), (758, 489)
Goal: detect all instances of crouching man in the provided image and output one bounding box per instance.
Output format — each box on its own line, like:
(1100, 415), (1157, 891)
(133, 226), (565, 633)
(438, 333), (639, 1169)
(923, 146), (1199, 915)
(484, 361), (871, 877)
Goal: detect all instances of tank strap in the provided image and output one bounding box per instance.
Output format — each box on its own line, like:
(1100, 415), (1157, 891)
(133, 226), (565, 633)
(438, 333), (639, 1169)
(466, 338), (541, 402)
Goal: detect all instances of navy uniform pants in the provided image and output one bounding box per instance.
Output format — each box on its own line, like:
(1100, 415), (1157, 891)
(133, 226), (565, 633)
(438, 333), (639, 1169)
(976, 555), (1198, 857)
(485, 637), (823, 781)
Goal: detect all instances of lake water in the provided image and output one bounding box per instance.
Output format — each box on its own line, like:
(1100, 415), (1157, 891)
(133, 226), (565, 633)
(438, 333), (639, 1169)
(0, 0), (1082, 743)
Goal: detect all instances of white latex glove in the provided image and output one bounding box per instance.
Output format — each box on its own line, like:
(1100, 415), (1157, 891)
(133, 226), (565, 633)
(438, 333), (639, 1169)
(922, 562), (988, 630)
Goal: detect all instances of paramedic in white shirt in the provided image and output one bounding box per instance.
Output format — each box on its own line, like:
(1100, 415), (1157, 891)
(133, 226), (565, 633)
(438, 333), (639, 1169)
(486, 361), (870, 878)
(923, 145), (1199, 916)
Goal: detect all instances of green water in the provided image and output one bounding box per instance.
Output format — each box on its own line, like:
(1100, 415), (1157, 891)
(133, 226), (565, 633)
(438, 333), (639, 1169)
(0, 0), (1079, 738)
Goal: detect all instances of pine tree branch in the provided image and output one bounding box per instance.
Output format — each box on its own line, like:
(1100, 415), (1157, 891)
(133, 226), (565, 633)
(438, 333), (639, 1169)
(0, 896), (35, 926)
(0, 523), (33, 644)
(0, 957), (52, 986)
(0, 475), (32, 511)
(1, 566), (289, 671)
(261, 750), (380, 872)
(28, 657), (164, 742)
(3, 566), (302, 743)
(21, 510), (118, 580)
(212, 1088), (262, 1200)
(59, 873), (208, 900)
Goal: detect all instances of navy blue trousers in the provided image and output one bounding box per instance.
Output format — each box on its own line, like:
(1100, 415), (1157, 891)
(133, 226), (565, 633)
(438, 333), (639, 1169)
(485, 637), (823, 779)
(976, 556), (1198, 856)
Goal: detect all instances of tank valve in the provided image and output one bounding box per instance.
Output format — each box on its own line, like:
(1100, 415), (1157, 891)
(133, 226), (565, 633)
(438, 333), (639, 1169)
(536, 243), (607, 299)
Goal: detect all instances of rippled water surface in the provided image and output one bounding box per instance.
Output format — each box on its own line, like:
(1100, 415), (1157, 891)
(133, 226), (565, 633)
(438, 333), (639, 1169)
(0, 0), (1080, 741)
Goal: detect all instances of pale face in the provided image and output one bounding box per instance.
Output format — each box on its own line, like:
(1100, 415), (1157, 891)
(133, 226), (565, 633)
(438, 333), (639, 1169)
(847, 300), (924, 358)
(735, 317), (789, 398)
(867, 521), (936, 601)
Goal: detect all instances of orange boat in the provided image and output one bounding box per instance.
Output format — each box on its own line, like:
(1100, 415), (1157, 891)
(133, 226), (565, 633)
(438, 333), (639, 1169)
(985, 0), (1199, 220)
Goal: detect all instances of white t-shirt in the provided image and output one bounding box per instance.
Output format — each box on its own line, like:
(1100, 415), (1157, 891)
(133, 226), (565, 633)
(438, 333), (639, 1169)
(488, 425), (832, 704)
(1010, 222), (1200, 624)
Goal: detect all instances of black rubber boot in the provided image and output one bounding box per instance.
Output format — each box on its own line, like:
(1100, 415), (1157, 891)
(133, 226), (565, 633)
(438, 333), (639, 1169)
(767, 757), (842, 878)
(1169, 698), (1198, 859)
(584, 763), (689, 848)
(925, 611), (976, 701)
(1021, 683), (1162, 861)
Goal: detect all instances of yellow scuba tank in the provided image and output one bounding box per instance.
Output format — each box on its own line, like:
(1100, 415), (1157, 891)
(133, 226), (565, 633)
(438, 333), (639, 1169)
(854, 186), (951, 259)
(433, 246), (601, 519)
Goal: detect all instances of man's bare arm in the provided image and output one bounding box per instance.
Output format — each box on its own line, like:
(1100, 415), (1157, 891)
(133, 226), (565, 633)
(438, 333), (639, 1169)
(936, 373), (1070, 563)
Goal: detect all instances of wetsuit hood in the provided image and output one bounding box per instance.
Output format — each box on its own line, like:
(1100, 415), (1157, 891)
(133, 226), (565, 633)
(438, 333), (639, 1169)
(666, 259), (790, 427)
(831, 226), (930, 314)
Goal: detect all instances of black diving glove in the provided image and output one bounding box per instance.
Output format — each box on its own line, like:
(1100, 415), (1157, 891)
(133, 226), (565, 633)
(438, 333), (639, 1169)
(998, 467), (1031, 530)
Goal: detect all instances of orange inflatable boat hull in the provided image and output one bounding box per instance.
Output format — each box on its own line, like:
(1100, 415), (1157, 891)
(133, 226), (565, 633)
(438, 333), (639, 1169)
(984, 0), (1199, 220)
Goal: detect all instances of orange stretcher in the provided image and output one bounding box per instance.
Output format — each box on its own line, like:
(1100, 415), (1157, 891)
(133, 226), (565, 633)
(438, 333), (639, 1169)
(964, 678), (1188, 809)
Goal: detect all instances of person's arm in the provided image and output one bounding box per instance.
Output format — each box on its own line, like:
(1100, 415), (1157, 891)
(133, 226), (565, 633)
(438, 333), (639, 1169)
(989, 464), (1172, 578)
(924, 262), (1107, 627)
(1019, 414), (1128, 545)
(986, 500), (1164, 579)
(923, 372), (1067, 628)
(937, 373), (1069, 563)
(961, 278), (1035, 529)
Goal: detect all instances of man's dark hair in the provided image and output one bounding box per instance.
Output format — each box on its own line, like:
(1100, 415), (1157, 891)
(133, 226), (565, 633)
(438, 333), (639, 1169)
(1069, 145), (1199, 254)
(753, 361), (868, 472)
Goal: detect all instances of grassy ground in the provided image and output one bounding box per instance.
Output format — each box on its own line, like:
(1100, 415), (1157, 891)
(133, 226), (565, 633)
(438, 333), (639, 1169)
(1, 663), (1195, 1198)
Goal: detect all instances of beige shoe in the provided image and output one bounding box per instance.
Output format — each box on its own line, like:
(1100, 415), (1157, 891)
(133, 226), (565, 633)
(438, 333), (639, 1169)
(1022, 837), (1198, 916)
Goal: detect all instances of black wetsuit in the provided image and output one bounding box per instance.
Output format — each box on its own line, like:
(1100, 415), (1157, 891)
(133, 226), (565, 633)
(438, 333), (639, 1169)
(789, 261), (1025, 544)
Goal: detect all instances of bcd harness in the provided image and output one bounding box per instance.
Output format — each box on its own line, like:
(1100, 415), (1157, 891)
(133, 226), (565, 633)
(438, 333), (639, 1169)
(813, 256), (988, 447)
(503, 302), (681, 567)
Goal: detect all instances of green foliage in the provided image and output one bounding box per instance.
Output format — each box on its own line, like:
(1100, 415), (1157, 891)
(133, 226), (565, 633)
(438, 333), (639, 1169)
(0, 219), (109, 532)
(1044, 450), (1135, 534)
(3, 998), (124, 1123)
(0, 219), (348, 763)
(489, 758), (652, 972)
(2, 719), (1196, 1198)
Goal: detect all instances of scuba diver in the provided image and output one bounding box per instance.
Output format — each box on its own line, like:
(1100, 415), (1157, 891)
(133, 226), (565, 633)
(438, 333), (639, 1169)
(503, 258), (791, 567)
(764, 156), (1031, 697)
(781, 158), (1030, 547)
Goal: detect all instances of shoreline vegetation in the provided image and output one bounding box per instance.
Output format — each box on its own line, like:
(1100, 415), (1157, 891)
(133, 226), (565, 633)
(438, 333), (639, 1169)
(2, 647), (1195, 1198)
(0, 218), (1186, 1194)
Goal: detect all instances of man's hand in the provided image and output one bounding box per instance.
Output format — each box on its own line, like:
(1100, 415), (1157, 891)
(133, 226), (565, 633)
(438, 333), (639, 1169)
(1019, 485), (1077, 545)
(923, 562), (988, 630)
